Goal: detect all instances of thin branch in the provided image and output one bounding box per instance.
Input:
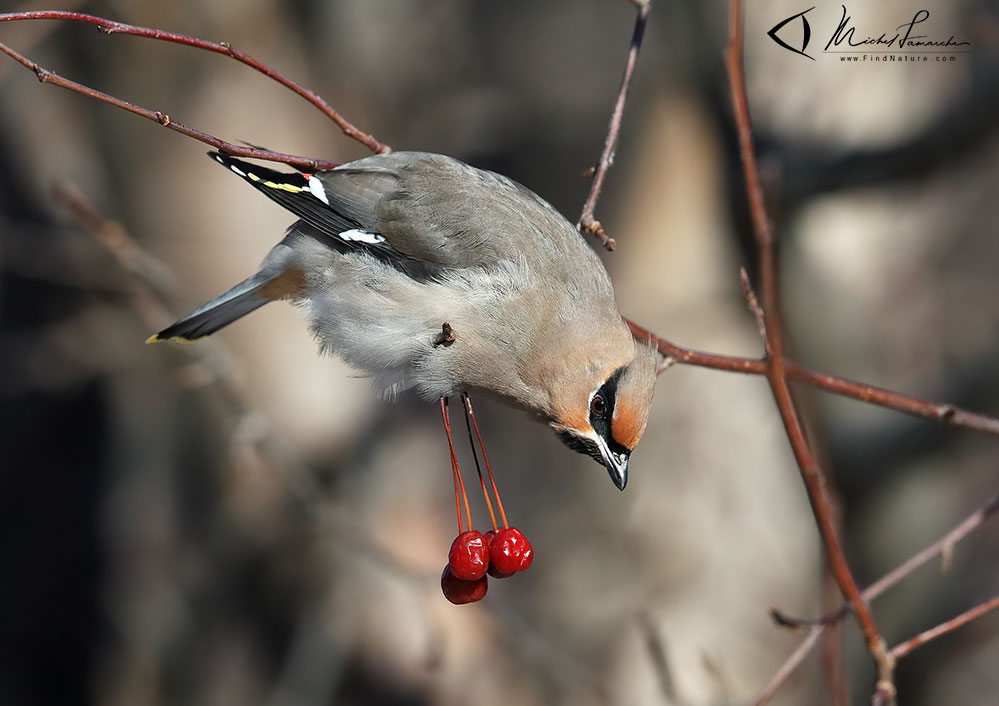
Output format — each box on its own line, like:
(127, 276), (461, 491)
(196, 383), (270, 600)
(753, 493), (999, 705)
(820, 569), (850, 706)
(725, 0), (894, 698)
(576, 0), (652, 251)
(0, 40), (338, 170)
(626, 319), (999, 436)
(750, 626), (823, 706)
(0, 10), (389, 155)
(0, 0), (82, 82)
(740, 267), (766, 340)
(890, 595), (999, 660)
(862, 493), (999, 605)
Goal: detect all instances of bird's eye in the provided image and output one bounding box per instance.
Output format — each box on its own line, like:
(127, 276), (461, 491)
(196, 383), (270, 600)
(590, 394), (607, 417)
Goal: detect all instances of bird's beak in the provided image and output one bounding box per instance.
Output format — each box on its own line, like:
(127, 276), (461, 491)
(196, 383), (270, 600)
(596, 435), (629, 491)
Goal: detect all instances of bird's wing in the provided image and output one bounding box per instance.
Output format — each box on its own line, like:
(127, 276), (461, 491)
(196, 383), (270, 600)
(212, 151), (575, 270)
(210, 152), (407, 265)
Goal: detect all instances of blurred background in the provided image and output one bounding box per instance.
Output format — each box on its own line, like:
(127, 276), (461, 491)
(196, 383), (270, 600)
(1, 1), (997, 704)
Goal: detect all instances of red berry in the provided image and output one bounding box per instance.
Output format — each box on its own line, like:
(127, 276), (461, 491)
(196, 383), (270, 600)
(441, 565), (488, 604)
(484, 531), (514, 578)
(487, 565), (515, 579)
(448, 530), (489, 580)
(488, 527), (534, 574)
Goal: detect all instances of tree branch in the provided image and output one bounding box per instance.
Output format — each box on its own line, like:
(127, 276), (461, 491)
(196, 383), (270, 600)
(0, 40), (339, 170)
(754, 493), (999, 704)
(725, 0), (894, 699)
(626, 319), (999, 436)
(0, 10), (390, 165)
(576, 0), (652, 251)
(890, 595), (999, 661)
(750, 626), (824, 706)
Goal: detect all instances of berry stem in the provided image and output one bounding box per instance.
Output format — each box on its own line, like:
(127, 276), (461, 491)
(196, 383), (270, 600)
(463, 394), (508, 529)
(461, 394), (498, 531)
(441, 397), (473, 534)
(440, 397), (463, 533)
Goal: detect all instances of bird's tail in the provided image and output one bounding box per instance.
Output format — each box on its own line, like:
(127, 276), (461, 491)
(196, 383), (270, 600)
(146, 270), (275, 344)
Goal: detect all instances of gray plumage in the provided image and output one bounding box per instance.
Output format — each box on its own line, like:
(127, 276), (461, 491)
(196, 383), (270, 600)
(153, 151), (657, 489)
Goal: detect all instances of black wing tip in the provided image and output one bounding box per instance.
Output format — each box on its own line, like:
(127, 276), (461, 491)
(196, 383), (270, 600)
(209, 152), (304, 186)
(147, 316), (210, 344)
(208, 151), (262, 174)
(145, 321), (201, 344)
(209, 150), (310, 175)
(209, 150), (239, 168)
(209, 151), (238, 173)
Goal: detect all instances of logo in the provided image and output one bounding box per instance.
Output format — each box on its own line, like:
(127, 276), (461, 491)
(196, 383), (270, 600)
(768, 7), (815, 60)
(767, 5), (971, 63)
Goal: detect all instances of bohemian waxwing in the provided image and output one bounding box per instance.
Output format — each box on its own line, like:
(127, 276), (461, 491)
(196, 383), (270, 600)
(149, 151), (658, 489)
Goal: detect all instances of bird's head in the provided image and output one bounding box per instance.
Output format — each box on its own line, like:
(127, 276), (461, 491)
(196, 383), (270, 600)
(548, 338), (657, 491)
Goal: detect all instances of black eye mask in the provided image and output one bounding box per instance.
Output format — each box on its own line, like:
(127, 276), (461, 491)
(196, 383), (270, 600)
(589, 366), (631, 458)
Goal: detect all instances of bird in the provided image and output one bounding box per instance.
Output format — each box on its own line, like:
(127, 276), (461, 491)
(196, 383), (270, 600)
(148, 150), (658, 490)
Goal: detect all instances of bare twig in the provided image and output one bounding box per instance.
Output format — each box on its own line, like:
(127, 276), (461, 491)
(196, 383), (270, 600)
(890, 595), (999, 660)
(576, 0), (652, 251)
(820, 571), (850, 706)
(863, 493), (999, 605)
(626, 319), (999, 437)
(873, 596), (999, 705)
(725, 0), (894, 699)
(0, 0), (82, 82)
(739, 268), (766, 340)
(0, 40), (338, 170)
(774, 495), (999, 629)
(753, 493), (999, 705)
(750, 626), (823, 706)
(0, 10), (389, 155)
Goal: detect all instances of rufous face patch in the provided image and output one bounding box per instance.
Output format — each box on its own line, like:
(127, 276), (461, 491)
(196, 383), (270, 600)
(611, 399), (648, 452)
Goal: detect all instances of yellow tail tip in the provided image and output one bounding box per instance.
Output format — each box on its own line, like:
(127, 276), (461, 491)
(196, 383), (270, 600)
(146, 333), (196, 345)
